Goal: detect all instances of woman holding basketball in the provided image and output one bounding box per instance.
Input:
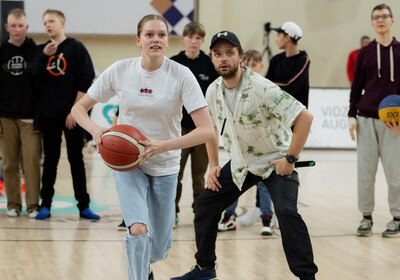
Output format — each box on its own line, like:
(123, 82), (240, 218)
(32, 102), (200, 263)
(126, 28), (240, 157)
(71, 14), (214, 280)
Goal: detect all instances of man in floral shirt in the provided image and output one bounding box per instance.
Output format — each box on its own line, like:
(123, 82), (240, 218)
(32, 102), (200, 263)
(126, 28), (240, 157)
(171, 31), (318, 280)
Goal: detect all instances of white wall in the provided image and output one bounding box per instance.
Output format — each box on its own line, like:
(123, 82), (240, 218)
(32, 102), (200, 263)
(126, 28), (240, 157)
(26, 0), (152, 34)
(29, 0), (400, 87)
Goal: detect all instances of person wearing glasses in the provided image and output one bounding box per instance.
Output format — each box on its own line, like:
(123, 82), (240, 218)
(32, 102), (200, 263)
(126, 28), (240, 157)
(348, 3), (400, 238)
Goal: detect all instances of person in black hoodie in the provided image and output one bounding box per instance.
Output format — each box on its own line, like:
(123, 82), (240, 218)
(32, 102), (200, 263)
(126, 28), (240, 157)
(267, 21), (310, 108)
(31, 9), (99, 220)
(170, 22), (219, 228)
(0, 8), (41, 218)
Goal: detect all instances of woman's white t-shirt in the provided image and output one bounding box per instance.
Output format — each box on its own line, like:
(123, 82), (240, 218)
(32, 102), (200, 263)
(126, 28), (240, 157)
(88, 57), (207, 176)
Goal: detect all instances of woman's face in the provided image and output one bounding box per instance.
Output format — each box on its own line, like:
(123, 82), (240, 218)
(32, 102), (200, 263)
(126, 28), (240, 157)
(136, 19), (169, 59)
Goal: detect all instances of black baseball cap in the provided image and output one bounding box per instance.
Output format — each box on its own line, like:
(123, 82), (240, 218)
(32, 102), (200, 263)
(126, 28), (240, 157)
(210, 31), (241, 49)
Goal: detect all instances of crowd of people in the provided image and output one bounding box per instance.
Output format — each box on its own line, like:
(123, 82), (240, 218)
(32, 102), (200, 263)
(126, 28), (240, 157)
(1, 3), (400, 280)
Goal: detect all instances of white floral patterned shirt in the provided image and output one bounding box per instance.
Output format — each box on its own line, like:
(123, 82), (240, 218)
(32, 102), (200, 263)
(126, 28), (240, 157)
(206, 67), (305, 189)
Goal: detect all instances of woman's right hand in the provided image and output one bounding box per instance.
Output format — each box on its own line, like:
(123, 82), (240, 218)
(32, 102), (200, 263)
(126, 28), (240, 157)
(90, 126), (110, 147)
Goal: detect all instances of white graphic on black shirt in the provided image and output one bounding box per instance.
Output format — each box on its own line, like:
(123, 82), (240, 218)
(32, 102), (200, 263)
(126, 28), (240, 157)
(47, 53), (67, 76)
(199, 74), (209, 81)
(7, 56), (26, 76)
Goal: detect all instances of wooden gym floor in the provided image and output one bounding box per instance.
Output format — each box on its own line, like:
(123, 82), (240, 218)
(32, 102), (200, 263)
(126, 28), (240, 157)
(0, 146), (399, 280)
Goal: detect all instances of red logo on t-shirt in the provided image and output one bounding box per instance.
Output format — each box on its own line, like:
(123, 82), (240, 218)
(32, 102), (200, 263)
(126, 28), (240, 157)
(138, 87), (154, 98)
(47, 53), (67, 76)
(140, 88), (153, 94)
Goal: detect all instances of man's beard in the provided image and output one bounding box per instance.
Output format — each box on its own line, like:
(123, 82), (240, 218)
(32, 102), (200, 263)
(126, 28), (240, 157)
(216, 63), (239, 79)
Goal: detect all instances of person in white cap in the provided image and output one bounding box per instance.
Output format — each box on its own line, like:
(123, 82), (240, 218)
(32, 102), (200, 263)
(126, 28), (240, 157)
(267, 21), (310, 108)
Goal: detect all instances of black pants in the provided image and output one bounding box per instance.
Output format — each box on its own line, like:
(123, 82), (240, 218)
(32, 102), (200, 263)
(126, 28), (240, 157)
(176, 127), (208, 213)
(40, 117), (90, 211)
(194, 161), (318, 279)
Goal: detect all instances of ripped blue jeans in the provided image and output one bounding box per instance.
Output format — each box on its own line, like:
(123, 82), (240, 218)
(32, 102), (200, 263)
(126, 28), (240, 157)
(113, 168), (178, 280)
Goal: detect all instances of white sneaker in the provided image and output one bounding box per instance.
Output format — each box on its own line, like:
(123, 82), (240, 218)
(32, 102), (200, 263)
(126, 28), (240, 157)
(238, 208), (261, 226)
(261, 225), (273, 235)
(272, 214), (280, 229)
(28, 210), (39, 219)
(7, 209), (20, 217)
(261, 214), (273, 236)
(218, 213), (237, 231)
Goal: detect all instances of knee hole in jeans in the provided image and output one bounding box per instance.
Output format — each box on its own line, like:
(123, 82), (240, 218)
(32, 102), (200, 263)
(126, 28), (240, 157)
(129, 223), (147, 236)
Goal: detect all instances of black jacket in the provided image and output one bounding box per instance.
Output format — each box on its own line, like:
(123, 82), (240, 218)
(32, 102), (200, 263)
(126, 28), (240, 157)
(31, 38), (95, 119)
(0, 37), (40, 128)
(266, 50), (310, 108)
(170, 50), (219, 128)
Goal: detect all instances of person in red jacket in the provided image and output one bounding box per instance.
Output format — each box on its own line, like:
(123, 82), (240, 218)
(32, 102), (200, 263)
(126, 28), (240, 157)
(346, 35), (371, 83)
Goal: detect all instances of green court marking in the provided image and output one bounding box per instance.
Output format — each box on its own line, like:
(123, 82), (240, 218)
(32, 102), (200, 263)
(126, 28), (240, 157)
(0, 195), (109, 215)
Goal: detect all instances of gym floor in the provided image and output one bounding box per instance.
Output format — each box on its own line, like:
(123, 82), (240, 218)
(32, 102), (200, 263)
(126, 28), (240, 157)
(0, 146), (399, 280)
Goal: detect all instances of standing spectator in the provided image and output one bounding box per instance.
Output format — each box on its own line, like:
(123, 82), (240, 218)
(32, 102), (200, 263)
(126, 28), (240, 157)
(0, 8), (41, 218)
(348, 3), (400, 237)
(171, 30), (317, 280)
(267, 21), (310, 108)
(31, 9), (99, 220)
(346, 35), (371, 83)
(170, 21), (219, 228)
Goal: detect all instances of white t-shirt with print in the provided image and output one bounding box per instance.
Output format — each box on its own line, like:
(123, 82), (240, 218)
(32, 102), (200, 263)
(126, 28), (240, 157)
(88, 57), (207, 176)
(206, 68), (305, 189)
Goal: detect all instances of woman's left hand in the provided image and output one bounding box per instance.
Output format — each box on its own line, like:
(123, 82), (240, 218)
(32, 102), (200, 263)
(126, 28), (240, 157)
(138, 134), (167, 165)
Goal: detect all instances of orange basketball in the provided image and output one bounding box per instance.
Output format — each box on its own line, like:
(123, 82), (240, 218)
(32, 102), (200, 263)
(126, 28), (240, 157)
(98, 125), (146, 171)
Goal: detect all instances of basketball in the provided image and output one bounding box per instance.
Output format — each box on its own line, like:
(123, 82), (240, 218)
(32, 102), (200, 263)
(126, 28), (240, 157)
(378, 94), (400, 124)
(98, 124), (146, 171)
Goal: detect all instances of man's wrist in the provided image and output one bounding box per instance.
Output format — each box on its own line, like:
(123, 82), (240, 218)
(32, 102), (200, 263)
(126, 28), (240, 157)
(285, 154), (297, 164)
(348, 117), (357, 128)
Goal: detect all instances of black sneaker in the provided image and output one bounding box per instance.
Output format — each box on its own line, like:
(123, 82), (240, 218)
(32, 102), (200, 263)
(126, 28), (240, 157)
(357, 218), (373, 236)
(170, 264), (218, 280)
(382, 220), (400, 238)
(117, 220), (126, 231)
